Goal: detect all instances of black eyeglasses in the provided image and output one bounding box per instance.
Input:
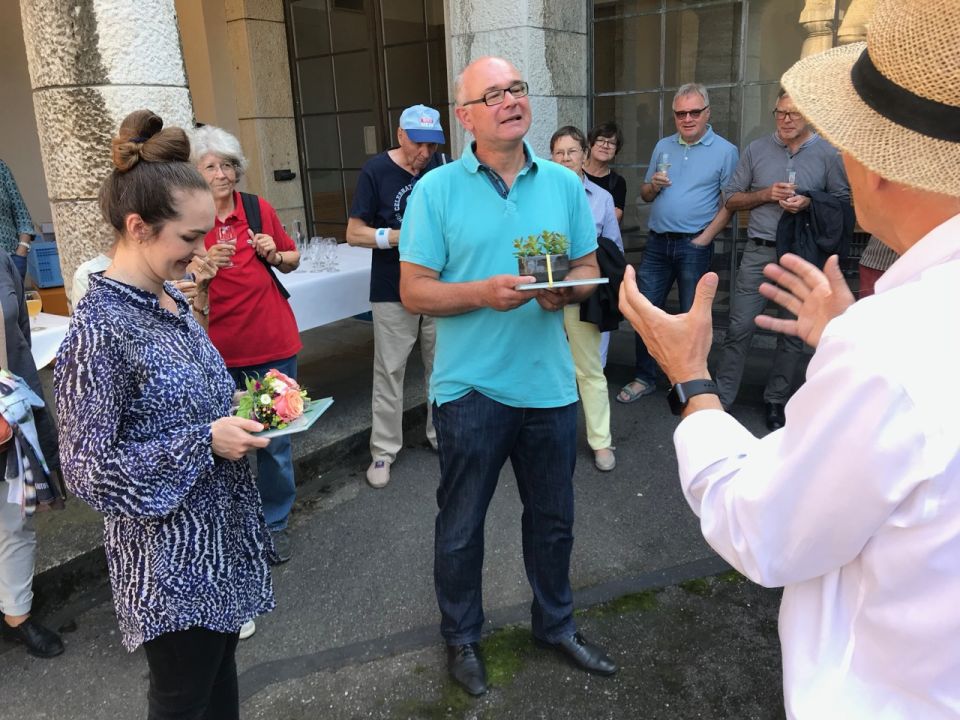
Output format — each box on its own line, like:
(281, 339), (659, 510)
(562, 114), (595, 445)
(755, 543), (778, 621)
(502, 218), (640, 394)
(461, 81), (530, 107)
(674, 107), (709, 119)
(772, 109), (803, 122)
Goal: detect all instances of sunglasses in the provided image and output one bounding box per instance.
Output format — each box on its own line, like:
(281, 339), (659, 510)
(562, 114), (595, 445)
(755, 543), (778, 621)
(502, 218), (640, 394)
(674, 107), (709, 119)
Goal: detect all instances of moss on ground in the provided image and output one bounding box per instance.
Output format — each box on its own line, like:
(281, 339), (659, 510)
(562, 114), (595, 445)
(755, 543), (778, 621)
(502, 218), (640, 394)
(578, 588), (660, 619)
(480, 625), (536, 688)
(390, 625), (535, 718)
(679, 578), (712, 596)
(392, 680), (473, 719)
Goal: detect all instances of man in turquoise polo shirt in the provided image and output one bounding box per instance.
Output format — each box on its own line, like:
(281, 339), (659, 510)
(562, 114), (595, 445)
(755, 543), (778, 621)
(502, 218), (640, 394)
(618, 82), (739, 405)
(399, 56), (616, 697)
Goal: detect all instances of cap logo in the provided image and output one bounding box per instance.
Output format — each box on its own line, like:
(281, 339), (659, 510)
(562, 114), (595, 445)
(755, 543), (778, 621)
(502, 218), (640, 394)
(420, 116), (433, 126)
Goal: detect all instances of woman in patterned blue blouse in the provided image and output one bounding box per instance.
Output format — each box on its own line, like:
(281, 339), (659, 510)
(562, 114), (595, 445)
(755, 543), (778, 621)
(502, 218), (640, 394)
(54, 110), (276, 719)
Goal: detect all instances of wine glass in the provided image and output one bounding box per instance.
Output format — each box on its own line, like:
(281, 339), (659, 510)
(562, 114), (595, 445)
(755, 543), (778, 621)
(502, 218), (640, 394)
(24, 290), (42, 329)
(656, 152), (671, 178)
(216, 225), (237, 268)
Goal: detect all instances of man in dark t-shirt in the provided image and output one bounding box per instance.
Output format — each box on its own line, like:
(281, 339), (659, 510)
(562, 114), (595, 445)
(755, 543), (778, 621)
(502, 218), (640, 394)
(347, 104), (448, 488)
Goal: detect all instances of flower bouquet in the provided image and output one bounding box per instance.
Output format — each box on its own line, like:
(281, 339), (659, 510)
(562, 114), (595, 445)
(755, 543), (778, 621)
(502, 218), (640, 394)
(234, 369), (310, 431)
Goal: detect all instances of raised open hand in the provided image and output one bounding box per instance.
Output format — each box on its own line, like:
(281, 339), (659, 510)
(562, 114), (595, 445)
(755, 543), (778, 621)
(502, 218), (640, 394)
(756, 253), (855, 348)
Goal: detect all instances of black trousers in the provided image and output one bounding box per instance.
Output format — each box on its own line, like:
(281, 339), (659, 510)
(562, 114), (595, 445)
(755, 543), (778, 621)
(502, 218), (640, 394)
(143, 627), (240, 720)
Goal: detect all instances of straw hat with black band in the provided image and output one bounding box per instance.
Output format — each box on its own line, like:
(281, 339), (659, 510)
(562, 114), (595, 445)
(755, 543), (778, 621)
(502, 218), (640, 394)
(781, 0), (960, 198)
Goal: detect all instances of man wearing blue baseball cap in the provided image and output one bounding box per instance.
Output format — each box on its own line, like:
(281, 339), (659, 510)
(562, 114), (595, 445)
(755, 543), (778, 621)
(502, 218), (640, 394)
(347, 104), (450, 489)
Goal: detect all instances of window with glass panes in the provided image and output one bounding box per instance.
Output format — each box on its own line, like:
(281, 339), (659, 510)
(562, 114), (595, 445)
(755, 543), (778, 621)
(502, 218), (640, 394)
(591, 0), (853, 319)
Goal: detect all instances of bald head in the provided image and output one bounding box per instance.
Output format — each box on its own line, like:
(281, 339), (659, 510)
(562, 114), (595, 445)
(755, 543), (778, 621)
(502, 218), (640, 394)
(455, 57), (521, 106)
(453, 57), (531, 152)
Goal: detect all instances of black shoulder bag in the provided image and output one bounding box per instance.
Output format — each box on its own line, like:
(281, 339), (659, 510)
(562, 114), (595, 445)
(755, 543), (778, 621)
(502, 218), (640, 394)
(239, 191), (291, 300)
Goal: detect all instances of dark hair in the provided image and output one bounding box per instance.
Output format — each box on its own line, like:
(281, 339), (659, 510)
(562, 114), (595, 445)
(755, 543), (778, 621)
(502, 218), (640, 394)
(550, 125), (588, 153)
(99, 109), (210, 234)
(587, 121), (624, 155)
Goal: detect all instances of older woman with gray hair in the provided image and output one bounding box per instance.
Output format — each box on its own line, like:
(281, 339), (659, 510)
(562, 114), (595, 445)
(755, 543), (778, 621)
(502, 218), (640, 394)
(188, 125), (301, 580)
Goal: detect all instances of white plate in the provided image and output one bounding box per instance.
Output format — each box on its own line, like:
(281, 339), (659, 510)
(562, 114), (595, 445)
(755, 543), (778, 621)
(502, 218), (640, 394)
(253, 397), (334, 439)
(515, 277), (610, 290)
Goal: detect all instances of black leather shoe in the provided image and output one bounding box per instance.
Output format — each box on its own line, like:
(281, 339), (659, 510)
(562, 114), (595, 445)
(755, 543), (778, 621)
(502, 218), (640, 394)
(1, 617), (64, 658)
(765, 402), (786, 431)
(269, 529), (292, 565)
(446, 642), (488, 696)
(536, 632), (618, 676)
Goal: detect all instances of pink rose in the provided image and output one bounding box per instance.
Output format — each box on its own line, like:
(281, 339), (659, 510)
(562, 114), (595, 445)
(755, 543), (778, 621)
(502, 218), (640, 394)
(266, 369), (300, 391)
(273, 389), (305, 422)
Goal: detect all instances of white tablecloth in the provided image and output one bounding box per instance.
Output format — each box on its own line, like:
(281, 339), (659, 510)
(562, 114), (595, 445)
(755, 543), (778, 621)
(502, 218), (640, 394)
(284, 244), (372, 331)
(26, 244), (373, 369)
(30, 312), (71, 369)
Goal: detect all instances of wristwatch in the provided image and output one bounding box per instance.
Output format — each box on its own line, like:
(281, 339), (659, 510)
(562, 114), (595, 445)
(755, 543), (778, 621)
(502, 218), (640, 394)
(667, 379), (719, 416)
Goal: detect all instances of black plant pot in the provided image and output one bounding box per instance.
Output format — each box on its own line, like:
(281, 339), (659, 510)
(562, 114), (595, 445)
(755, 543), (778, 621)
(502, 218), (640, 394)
(517, 254), (570, 283)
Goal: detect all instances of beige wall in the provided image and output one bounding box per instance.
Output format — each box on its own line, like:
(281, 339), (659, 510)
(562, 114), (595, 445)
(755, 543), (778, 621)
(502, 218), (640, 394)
(175, 0), (241, 138)
(0, 2), (49, 230)
(176, 0), (304, 229)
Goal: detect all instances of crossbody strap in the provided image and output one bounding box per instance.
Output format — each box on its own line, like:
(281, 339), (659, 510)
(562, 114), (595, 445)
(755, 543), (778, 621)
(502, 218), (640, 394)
(238, 192), (291, 300)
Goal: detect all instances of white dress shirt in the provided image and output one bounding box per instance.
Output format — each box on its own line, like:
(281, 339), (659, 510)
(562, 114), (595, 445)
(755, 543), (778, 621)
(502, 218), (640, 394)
(675, 213), (960, 719)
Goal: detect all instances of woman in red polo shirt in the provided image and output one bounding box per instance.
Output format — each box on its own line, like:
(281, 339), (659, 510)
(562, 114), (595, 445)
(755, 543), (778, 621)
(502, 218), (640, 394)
(189, 125), (301, 570)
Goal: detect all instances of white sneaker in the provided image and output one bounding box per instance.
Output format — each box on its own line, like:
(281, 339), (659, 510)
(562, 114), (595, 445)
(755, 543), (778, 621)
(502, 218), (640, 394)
(366, 459), (391, 488)
(239, 620), (256, 640)
(594, 447), (616, 472)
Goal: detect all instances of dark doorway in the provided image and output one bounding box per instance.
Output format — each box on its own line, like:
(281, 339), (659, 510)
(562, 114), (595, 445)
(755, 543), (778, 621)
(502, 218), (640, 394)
(285, 0), (449, 239)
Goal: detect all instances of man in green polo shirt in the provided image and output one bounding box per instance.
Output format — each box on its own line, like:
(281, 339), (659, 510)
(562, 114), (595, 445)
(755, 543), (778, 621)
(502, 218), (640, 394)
(399, 56), (616, 697)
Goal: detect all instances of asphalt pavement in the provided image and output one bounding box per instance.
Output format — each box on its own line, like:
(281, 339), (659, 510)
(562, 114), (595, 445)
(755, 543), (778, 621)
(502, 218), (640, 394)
(0, 322), (788, 719)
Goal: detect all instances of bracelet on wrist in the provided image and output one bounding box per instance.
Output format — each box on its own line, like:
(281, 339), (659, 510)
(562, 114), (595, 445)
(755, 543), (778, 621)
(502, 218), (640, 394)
(374, 227), (391, 250)
(273, 252), (283, 267)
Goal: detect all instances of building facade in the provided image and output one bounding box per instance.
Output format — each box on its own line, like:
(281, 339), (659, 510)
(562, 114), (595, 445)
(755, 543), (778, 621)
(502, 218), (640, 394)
(2, 0), (872, 303)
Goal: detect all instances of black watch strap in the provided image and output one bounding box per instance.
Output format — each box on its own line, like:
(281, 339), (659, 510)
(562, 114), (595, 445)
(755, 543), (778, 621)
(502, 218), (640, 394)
(667, 379), (719, 416)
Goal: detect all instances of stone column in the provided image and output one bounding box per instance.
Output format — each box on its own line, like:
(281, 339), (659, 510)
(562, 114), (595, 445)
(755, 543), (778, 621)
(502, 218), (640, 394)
(19, 0), (194, 301)
(445, 0), (588, 158)
(838, 0), (876, 45)
(224, 0), (304, 231)
(798, 0), (836, 58)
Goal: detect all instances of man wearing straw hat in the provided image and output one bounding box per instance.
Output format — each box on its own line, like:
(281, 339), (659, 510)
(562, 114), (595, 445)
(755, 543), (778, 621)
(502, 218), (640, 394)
(618, 1), (960, 716)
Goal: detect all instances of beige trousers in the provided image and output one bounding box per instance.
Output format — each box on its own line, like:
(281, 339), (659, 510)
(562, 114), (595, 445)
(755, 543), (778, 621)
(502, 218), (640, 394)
(563, 305), (612, 450)
(370, 302), (436, 462)
(0, 481), (35, 616)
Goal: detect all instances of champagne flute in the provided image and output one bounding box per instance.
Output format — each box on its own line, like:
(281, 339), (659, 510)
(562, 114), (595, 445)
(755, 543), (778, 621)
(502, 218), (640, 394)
(24, 290), (42, 329)
(217, 225), (237, 268)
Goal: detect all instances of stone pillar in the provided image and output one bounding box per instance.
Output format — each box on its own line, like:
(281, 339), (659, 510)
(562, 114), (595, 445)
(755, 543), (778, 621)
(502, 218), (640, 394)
(19, 0), (194, 301)
(798, 0), (836, 58)
(837, 0), (876, 45)
(445, 0), (588, 158)
(224, 0), (304, 232)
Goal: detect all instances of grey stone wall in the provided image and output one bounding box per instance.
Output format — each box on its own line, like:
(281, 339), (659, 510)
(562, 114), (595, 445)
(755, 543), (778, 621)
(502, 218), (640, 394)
(19, 0), (194, 300)
(445, 0), (589, 158)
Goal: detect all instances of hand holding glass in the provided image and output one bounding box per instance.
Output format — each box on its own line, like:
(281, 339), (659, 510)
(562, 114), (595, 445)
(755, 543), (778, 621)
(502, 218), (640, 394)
(216, 226), (237, 268)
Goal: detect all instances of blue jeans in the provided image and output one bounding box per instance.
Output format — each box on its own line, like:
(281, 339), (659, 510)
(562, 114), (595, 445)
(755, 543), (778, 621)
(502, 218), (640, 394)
(432, 391), (578, 645)
(228, 355), (297, 531)
(633, 232), (714, 384)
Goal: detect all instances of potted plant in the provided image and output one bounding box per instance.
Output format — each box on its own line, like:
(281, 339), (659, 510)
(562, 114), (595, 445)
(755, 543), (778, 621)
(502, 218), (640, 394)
(513, 230), (570, 283)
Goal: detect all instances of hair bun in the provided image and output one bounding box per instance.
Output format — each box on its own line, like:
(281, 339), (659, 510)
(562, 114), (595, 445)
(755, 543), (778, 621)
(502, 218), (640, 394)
(111, 109), (190, 172)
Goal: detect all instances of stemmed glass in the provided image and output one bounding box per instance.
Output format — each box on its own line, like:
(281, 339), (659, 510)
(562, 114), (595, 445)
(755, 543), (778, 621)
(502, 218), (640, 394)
(24, 290), (42, 329)
(216, 225), (237, 268)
